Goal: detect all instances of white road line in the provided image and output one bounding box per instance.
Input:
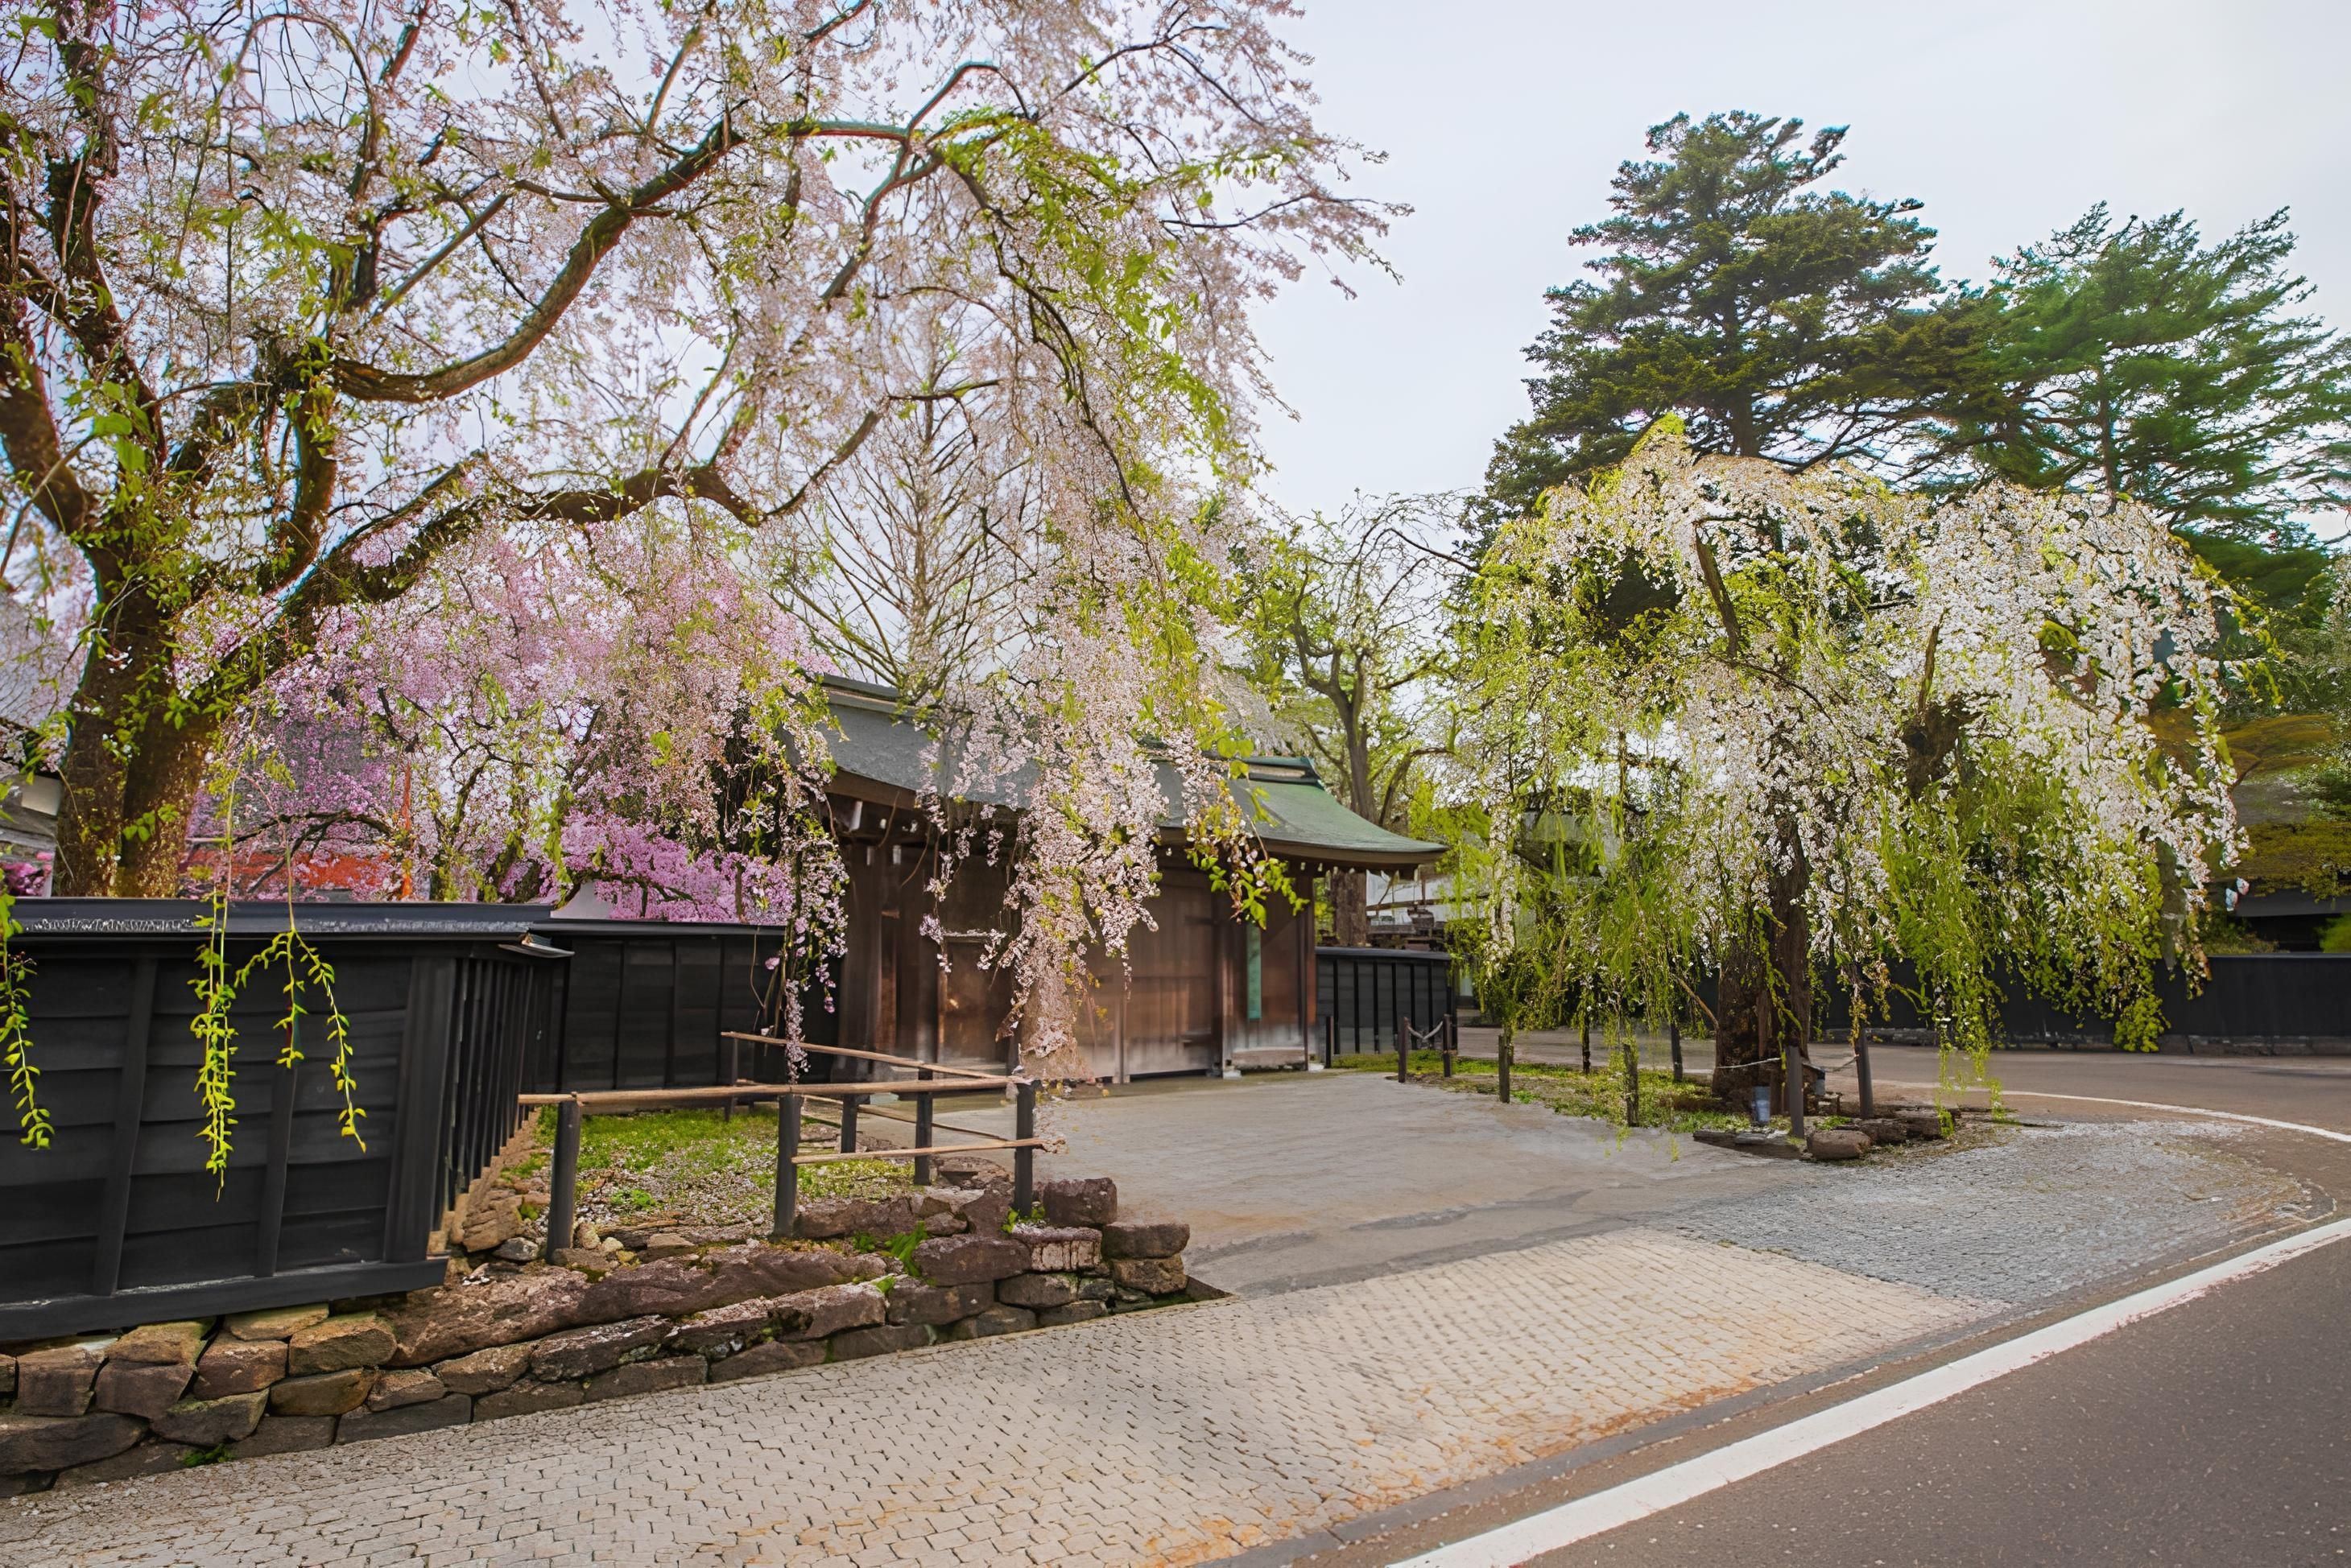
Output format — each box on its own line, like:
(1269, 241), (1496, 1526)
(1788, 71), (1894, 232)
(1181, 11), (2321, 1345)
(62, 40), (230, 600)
(1870, 1081), (2351, 1145)
(1394, 1212), (2351, 1567)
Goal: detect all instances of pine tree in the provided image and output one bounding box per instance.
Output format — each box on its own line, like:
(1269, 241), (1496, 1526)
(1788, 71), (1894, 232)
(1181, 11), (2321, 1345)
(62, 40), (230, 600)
(1939, 207), (2351, 543)
(1477, 113), (1945, 532)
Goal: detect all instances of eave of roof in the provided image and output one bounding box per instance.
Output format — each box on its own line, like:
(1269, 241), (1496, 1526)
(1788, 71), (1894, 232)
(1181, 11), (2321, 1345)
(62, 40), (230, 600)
(817, 677), (1443, 870)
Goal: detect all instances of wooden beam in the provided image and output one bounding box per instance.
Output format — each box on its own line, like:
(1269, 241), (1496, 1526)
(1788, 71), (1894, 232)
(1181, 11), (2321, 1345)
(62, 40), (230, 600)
(792, 1137), (1047, 1167)
(721, 1034), (1004, 1083)
(517, 1076), (1014, 1109)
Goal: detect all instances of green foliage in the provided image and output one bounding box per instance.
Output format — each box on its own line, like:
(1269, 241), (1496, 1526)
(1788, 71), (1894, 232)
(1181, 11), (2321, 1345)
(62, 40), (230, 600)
(1002, 1203), (1043, 1233)
(2320, 915), (2351, 953)
(1944, 207), (2351, 542)
(0, 893), (45, 1149)
(180, 1442), (233, 1468)
(858, 1227), (929, 1273)
(1479, 111), (1944, 530)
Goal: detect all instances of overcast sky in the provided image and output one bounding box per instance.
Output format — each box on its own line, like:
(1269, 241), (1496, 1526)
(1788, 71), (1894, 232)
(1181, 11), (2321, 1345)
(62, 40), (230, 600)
(1248, 0), (2351, 518)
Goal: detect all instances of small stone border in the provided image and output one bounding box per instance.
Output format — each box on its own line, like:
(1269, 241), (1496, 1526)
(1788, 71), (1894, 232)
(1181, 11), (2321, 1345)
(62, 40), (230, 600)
(0, 1170), (1192, 1495)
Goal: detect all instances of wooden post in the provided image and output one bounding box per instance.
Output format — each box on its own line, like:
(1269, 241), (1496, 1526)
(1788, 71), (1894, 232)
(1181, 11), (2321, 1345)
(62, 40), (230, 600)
(1441, 1014), (1455, 1079)
(771, 1093), (802, 1240)
(839, 1092), (860, 1154)
(721, 1035), (738, 1125)
(1786, 1046), (1807, 1139)
(1396, 1013), (1411, 1082)
(1324, 1013), (1336, 1067)
(1669, 1017), (1684, 1083)
(1013, 1079), (1036, 1217)
(1855, 1035), (1876, 1119)
(1622, 1039), (1639, 1125)
(1580, 1015), (1591, 1074)
(912, 1069), (935, 1185)
(1498, 1033), (1513, 1104)
(542, 1097), (581, 1262)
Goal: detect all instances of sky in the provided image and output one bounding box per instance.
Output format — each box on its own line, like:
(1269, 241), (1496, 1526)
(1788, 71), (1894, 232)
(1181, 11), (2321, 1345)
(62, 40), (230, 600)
(1247, 0), (2351, 518)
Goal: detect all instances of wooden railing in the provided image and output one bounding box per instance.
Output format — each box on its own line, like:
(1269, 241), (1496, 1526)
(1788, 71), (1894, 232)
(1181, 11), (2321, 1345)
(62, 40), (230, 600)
(518, 1037), (1039, 1261)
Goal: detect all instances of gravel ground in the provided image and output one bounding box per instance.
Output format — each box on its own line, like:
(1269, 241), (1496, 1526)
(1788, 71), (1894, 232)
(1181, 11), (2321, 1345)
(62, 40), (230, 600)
(1669, 1118), (2320, 1304)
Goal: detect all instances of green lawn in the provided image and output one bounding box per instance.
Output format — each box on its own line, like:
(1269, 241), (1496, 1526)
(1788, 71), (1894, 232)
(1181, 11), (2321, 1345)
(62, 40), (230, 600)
(523, 1104), (911, 1231)
(1333, 1050), (1755, 1134)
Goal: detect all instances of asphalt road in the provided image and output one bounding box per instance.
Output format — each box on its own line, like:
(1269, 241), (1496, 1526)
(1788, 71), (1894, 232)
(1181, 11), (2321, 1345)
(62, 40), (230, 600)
(1851, 1042), (2351, 1134)
(1526, 1229), (2351, 1567)
(1294, 1049), (2351, 1568)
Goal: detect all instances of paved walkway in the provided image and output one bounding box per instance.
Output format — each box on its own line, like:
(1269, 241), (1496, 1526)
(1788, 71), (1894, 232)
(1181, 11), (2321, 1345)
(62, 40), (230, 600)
(1, 1230), (1981, 1567)
(4, 1078), (2317, 1566)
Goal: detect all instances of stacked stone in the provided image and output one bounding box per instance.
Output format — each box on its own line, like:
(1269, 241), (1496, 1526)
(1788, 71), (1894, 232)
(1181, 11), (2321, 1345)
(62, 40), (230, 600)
(0, 1170), (1189, 1493)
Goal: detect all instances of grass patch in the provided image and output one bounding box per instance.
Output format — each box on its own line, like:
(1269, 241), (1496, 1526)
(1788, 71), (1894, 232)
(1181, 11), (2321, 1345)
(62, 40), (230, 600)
(1333, 1050), (1750, 1133)
(534, 1104), (911, 1232)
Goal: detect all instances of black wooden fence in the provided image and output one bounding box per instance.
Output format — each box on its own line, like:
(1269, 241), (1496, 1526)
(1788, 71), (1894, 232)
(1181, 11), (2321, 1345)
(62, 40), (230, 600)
(1317, 947), (1458, 1056)
(1833, 953), (2351, 1051)
(0, 902), (557, 1339)
(521, 920), (837, 1094)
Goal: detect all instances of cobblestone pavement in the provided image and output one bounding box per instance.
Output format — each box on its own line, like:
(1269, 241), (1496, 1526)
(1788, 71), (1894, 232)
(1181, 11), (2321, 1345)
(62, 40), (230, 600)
(6, 1095), (2314, 1566)
(1669, 1120), (2320, 1303)
(6, 1230), (1981, 1567)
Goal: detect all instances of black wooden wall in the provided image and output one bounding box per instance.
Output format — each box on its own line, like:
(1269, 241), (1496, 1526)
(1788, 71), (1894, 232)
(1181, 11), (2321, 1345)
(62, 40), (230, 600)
(1317, 947), (1458, 1055)
(0, 902), (552, 1340)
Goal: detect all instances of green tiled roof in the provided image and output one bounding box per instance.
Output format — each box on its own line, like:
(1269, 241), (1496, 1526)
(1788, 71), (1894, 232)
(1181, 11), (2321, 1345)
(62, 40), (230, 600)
(820, 678), (1443, 870)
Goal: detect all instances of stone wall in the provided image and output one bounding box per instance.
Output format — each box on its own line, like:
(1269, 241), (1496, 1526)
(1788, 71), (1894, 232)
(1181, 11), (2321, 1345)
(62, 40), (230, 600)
(0, 1170), (1191, 1495)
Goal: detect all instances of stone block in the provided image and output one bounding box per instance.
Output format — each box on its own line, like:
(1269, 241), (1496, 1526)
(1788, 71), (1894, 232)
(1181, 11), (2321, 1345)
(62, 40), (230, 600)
(230, 1416), (337, 1459)
(584, 1358), (705, 1401)
(0, 1352), (14, 1397)
(994, 1273), (1078, 1310)
(287, 1312), (395, 1374)
(1040, 1176), (1117, 1227)
(1010, 1224), (1100, 1273)
(1899, 1111), (1949, 1140)
(107, 1319), (210, 1366)
(54, 1440), (197, 1488)
(933, 1157), (1007, 1190)
(474, 1381), (585, 1421)
(0, 1412), (143, 1475)
(366, 1368), (447, 1412)
(456, 1190), (523, 1252)
(828, 1323), (931, 1360)
(945, 1306), (1036, 1340)
(552, 1248), (610, 1271)
(152, 1389), (270, 1445)
(491, 1237), (538, 1263)
(433, 1341), (535, 1396)
(336, 1394), (473, 1443)
(382, 1269), (589, 1367)
(267, 1369), (374, 1418)
(572, 1244), (863, 1322)
(884, 1281), (993, 1327)
(1075, 1277), (1118, 1302)
(15, 1343), (106, 1417)
(791, 1195), (921, 1241)
(771, 1281), (887, 1341)
(1806, 1127), (1873, 1161)
(1101, 1218), (1189, 1260)
(1853, 1116), (1911, 1145)
(1109, 1256), (1186, 1295)
(225, 1303), (328, 1342)
(706, 1340), (826, 1383)
(945, 1186), (1012, 1236)
(642, 1232), (696, 1260)
(92, 1359), (194, 1420)
(1037, 1302), (1110, 1328)
(667, 1298), (775, 1357)
(530, 1316), (670, 1380)
(191, 1336), (287, 1398)
(908, 1232), (1028, 1285)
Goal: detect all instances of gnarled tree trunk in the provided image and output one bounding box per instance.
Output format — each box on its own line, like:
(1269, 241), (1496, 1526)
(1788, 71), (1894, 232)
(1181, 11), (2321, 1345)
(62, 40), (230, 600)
(1711, 831), (1812, 1113)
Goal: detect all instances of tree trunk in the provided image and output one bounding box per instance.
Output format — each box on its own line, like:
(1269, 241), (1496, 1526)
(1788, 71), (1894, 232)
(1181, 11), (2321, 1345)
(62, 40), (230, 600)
(1711, 836), (1813, 1113)
(51, 589), (219, 897)
(1328, 867), (1370, 947)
